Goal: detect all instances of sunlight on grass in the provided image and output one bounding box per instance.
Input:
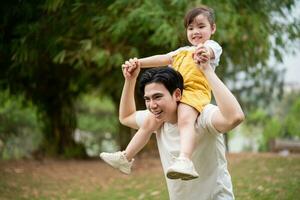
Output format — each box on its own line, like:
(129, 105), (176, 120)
(230, 155), (300, 200)
(0, 154), (299, 200)
(66, 175), (168, 200)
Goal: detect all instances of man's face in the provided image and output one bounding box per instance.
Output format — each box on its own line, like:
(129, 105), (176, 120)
(144, 82), (181, 123)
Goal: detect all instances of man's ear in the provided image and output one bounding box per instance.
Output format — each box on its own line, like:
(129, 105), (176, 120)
(173, 88), (182, 101)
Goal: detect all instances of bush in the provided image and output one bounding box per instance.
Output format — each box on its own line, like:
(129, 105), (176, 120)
(75, 94), (118, 156)
(0, 91), (42, 159)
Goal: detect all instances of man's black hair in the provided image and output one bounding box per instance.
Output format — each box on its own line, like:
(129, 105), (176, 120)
(139, 67), (184, 96)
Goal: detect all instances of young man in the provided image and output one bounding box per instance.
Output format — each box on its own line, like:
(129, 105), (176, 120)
(102, 57), (244, 199)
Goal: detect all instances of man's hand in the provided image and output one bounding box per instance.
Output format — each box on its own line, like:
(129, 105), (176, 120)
(121, 57), (141, 80)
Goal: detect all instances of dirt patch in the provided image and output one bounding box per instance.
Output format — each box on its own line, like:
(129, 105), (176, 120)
(0, 153), (298, 192)
(0, 156), (163, 190)
(1, 153), (299, 200)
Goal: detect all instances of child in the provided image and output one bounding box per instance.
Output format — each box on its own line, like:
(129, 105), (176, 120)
(100, 5), (222, 180)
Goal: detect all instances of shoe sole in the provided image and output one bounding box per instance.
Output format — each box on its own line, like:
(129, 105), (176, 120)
(100, 155), (130, 175)
(167, 171), (198, 180)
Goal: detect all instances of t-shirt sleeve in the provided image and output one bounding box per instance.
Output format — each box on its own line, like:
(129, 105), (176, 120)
(166, 46), (191, 58)
(166, 46), (192, 67)
(166, 47), (182, 58)
(135, 110), (151, 128)
(196, 104), (222, 135)
(204, 40), (222, 70)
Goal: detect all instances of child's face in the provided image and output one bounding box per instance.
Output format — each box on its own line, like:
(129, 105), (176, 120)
(186, 14), (216, 46)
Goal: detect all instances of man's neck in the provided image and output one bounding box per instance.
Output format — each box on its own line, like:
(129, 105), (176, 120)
(167, 114), (178, 124)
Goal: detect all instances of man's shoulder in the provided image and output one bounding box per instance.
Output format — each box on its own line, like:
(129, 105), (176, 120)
(196, 104), (219, 133)
(201, 104), (218, 117)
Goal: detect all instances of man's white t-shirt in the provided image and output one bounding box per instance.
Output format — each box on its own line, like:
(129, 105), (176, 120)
(135, 104), (234, 200)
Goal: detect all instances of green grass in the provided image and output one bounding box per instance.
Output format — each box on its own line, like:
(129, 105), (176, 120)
(0, 154), (299, 200)
(230, 155), (300, 200)
(68, 176), (168, 200)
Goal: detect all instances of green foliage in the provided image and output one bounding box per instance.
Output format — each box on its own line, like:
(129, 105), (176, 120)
(1, 0), (299, 156)
(77, 95), (116, 131)
(246, 108), (268, 125)
(76, 94), (118, 156)
(242, 92), (300, 151)
(0, 91), (42, 159)
(260, 117), (282, 151)
(285, 99), (300, 137)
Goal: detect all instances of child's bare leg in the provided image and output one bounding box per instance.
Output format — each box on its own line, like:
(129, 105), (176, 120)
(177, 103), (199, 160)
(124, 114), (162, 161)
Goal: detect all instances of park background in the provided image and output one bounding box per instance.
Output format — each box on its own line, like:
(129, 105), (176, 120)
(1, 0), (300, 199)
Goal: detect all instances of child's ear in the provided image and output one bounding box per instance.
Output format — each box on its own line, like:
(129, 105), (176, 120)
(211, 23), (216, 35)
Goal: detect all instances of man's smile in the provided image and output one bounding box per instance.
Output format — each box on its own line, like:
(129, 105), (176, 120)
(152, 110), (163, 118)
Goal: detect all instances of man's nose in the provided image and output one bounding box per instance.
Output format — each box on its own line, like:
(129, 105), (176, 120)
(149, 100), (158, 109)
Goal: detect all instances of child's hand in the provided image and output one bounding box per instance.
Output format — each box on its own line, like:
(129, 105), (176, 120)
(121, 58), (140, 79)
(194, 44), (210, 64)
(193, 44), (212, 71)
(193, 44), (211, 71)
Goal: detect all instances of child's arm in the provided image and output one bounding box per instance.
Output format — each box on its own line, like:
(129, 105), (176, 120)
(123, 54), (172, 71)
(139, 54), (172, 68)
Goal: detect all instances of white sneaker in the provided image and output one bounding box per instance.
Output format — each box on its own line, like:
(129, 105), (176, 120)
(166, 157), (199, 180)
(100, 151), (134, 174)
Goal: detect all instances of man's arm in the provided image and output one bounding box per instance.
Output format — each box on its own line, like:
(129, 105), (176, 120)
(203, 67), (245, 133)
(195, 48), (244, 133)
(119, 61), (141, 129)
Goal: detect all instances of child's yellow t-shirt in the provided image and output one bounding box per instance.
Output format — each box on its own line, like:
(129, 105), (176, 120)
(167, 40), (222, 112)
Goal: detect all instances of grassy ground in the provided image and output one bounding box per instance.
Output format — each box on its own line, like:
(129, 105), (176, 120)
(0, 153), (299, 200)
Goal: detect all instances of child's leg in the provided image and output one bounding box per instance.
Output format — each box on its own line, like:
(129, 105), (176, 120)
(100, 114), (162, 174)
(124, 114), (162, 161)
(166, 103), (199, 180)
(177, 103), (199, 160)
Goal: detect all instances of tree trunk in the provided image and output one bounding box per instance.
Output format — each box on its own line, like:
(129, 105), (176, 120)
(118, 124), (132, 150)
(38, 102), (86, 158)
(224, 133), (229, 152)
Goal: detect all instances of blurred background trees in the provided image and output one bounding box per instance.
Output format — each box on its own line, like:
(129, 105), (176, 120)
(1, 0), (299, 158)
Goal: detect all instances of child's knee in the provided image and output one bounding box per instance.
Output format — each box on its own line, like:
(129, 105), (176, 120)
(178, 117), (194, 127)
(142, 115), (160, 132)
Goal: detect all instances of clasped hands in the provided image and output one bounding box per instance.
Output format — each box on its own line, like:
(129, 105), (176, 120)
(121, 43), (210, 78)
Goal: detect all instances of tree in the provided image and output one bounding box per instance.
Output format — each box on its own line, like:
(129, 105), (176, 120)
(0, 90), (42, 159)
(241, 92), (300, 151)
(1, 0), (299, 156)
(284, 96), (300, 138)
